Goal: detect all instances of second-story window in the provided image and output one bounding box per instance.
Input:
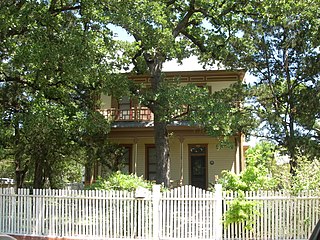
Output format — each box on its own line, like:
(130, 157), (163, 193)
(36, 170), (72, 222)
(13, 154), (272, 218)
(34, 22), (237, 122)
(119, 96), (131, 120)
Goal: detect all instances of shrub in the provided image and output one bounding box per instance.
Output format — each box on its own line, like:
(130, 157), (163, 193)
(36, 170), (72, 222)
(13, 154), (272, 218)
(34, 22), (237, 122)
(223, 192), (260, 230)
(219, 165), (277, 192)
(85, 171), (153, 191)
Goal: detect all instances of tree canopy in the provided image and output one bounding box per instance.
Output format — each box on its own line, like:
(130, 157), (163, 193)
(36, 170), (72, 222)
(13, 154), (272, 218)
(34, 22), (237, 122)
(0, 0), (127, 188)
(224, 0), (320, 173)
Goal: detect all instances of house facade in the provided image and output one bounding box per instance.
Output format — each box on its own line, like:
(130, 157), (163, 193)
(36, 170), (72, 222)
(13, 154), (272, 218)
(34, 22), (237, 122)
(99, 70), (246, 189)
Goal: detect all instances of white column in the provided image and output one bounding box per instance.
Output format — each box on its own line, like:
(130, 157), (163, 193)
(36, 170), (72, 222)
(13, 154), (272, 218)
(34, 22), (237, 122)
(134, 138), (138, 174)
(179, 136), (184, 186)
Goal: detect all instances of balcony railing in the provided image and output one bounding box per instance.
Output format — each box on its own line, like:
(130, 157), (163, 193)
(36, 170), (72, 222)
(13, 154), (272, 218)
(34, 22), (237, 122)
(100, 107), (154, 121)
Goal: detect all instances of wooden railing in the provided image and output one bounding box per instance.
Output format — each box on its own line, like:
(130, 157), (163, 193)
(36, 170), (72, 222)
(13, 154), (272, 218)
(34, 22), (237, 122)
(99, 107), (154, 121)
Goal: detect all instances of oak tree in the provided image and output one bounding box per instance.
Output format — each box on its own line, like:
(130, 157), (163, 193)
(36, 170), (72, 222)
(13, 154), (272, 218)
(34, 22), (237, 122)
(224, 0), (320, 174)
(0, 0), (124, 188)
(102, 0), (251, 187)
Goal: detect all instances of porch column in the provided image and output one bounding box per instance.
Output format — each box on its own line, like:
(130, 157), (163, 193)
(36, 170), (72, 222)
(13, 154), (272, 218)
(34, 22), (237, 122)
(134, 137), (138, 174)
(179, 136), (184, 186)
(234, 135), (244, 174)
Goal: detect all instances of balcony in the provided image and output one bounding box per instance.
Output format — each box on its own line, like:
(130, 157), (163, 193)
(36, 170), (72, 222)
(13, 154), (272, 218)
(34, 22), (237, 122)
(100, 107), (154, 121)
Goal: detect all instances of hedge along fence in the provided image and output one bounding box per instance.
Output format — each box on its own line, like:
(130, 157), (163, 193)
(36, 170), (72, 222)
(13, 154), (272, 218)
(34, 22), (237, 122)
(0, 186), (319, 240)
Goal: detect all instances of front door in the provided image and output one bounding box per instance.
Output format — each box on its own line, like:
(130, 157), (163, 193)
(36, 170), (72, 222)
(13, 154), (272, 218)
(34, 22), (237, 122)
(189, 145), (207, 189)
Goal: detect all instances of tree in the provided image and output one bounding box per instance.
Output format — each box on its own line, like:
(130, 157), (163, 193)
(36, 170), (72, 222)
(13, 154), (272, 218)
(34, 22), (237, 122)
(245, 141), (278, 174)
(0, 0), (126, 188)
(22, 100), (83, 189)
(100, 0), (252, 187)
(224, 0), (320, 174)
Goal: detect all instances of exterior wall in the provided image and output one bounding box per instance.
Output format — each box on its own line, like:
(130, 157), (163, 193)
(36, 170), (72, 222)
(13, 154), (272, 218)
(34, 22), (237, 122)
(108, 134), (237, 188)
(209, 81), (235, 92)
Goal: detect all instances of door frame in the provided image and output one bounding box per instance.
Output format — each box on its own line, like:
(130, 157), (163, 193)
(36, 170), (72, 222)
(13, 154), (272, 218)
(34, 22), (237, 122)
(188, 144), (208, 189)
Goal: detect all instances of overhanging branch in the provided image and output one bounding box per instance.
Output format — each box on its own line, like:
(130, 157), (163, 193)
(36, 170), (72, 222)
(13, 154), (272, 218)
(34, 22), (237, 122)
(172, 0), (195, 38)
(181, 29), (206, 52)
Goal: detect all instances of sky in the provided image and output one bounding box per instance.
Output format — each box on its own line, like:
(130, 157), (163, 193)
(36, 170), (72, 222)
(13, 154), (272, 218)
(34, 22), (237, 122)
(163, 56), (218, 71)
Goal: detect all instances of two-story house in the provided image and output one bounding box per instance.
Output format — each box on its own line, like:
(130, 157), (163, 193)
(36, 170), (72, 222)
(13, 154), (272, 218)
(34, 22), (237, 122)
(99, 69), (246, 189)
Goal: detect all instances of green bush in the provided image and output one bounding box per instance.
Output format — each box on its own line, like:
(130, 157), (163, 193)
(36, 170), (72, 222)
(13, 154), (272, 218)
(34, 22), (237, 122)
(85, 171), (153, 191)
(285, 157), (320, 192)
(223, 192), (260, 230)
(219, 165), (277, 192)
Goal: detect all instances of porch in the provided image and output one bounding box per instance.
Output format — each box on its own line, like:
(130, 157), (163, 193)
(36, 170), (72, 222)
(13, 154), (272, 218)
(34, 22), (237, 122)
(100, 107), (154, 121)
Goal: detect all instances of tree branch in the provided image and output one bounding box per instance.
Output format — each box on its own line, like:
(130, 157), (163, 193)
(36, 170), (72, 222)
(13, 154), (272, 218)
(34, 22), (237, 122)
(181, 29), (206, 52)
(172, 0), (195, 38)
(49, 4), (81, 15)
(172, 105), (190, 119)
(166, 0), (176, 7)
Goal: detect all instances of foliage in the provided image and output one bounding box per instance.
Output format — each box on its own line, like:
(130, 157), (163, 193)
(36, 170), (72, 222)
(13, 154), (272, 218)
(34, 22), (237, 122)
(223, 0), (320, 172)
(219, 140), (320, 192)
(85, 172), (153, 191)
(273, 154), (320, 193)
(219, 166), (277, 192)
(219, 142), (279, 191)
(186, 82), (256, 138)
(0, 0), (129, 188)
(219, 141), (279, 228)
(223, 192), (260, 230)
(22, 100), (84, 188)
(291, 157), (320, 192)
(97, 144), (130, 177)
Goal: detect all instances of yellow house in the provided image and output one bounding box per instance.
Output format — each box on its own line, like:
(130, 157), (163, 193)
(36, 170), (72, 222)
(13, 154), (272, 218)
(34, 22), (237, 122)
(99, 70), (246, 189)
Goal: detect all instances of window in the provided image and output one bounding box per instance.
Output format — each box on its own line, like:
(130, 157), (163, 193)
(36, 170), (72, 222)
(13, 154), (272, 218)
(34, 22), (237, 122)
(119, 145), (132, 174)
(146, 145), (156, 181)
(118, 97), (131, 120)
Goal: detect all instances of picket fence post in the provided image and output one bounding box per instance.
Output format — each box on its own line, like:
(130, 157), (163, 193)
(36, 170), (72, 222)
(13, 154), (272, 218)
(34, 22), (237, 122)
(152, 185), (161, 240)
(214, 184), (223, 240)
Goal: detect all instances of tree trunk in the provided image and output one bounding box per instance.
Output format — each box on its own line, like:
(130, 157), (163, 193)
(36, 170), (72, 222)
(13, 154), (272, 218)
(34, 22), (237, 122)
(154, 119), (171, 187)
(84, 162), (94, 186)
(14, 124), (24, 190)
(33, 157), (45, 189)
(288, 108), (297, 176)
(13, 83), (27, 191)
(146, 53), (171, 187)
(84, 147), (95, 186)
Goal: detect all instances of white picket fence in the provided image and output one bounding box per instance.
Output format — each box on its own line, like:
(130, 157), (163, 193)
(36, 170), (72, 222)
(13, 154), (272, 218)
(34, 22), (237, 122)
(0, 185), (319, 240)
(223, 190), (320, 240)
(0, 185), (222, 240)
